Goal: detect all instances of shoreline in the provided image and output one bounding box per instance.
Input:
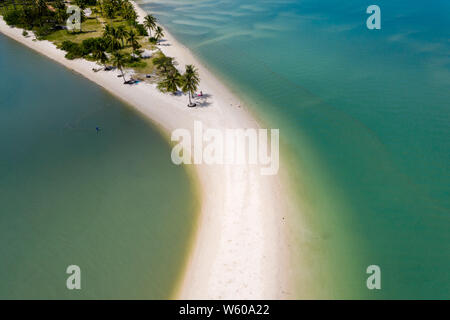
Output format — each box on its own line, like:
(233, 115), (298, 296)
(0, 1), (294, 299)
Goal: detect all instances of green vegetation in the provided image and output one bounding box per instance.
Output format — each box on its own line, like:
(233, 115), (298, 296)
(153, 56), (175, 74)
(156, 62), (201, 106)
(181, 65), (200, 106)
(1, 0), (68, 38)
(112, 51), (126, 82)
(157, 70), (182, 94)
(0, 0), (201, 105)
(154, 26), (164, 44)
(143, 14), (156, 37)
(59, 37), (106, 60)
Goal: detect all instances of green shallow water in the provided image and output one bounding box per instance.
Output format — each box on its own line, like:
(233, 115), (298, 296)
(141, 0), (450, 298)
(0, 34), (198, 299)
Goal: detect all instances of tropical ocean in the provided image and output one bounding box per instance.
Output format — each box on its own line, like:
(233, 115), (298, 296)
(139, 0), (450, 299)
(0, 33), (198, 299)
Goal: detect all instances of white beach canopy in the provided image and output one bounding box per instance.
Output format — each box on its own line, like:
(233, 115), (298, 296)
(141, 49), (156, 59)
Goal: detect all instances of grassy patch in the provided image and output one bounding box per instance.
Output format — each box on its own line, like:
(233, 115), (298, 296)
(43, 17), (104, 45)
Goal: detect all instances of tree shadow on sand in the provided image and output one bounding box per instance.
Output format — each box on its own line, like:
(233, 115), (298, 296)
(193, 93), (212, 108)
(157, 39), (171, 47)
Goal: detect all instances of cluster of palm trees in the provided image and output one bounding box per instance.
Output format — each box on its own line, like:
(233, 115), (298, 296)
(157, 64), (200, 107)
(101, 0), (136, 22)
(143, 14), (164, 44)
(92, 41), (108, 68)
(99, 24), (142, 83)
(103, 24), (140, 54)
(142, 16), (200, 106)
(90, 6), (200, 106)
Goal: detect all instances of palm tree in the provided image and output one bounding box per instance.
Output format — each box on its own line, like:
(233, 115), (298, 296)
(116, 25), (128, 48)
(126, 28), (140, 52)
(103, 24), (118, 40)
(103, 24), (112, 38)
(105, 35), (120, 52)
(112, 52), (127, 83)
(92, 43), (108, 68)
(103, 0), (115, 19)
(143, 14), (157, 37)
(103, 25), (120, 51)
(154, 26), (164, 44)
(181, 65), (200, 107)
(157, 71), (182, 94)
(122, 2), (137, 23)
(152, 56), (174, 74)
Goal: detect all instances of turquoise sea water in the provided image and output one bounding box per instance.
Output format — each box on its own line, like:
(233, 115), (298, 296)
(0, 34), (198, 299)
(140, 0), (450, 298)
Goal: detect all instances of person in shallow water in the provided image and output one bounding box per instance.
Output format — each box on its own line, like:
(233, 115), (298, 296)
(96, 126), (101, 133)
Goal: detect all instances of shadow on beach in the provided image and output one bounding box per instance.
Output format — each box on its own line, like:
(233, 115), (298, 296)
(194, 93), (212, 108)
(158, 39), (171, 47)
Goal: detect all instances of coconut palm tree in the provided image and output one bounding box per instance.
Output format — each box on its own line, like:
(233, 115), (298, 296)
(157, 71), (182, 94)
(143, 14), (157, 37)
(116, 25), (128, 47)
(154, 26), (164, 44)
(181, 65), (200, 107)
(122, 1), (137, 23)
(105, 35), (120, 52)
(92, 43), (108, 68)
(103, 25), (120, 51)
(103, 24), (119, 40)
(152, 56), (175, 74)
(112, 52), (127, 83)
(103, 0), (115, 19)
(103, 24), (112, 37)
(126, 28), (140, 52)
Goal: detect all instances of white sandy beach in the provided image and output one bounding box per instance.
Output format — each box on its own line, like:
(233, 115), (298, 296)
(0, 1), (294, 299)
